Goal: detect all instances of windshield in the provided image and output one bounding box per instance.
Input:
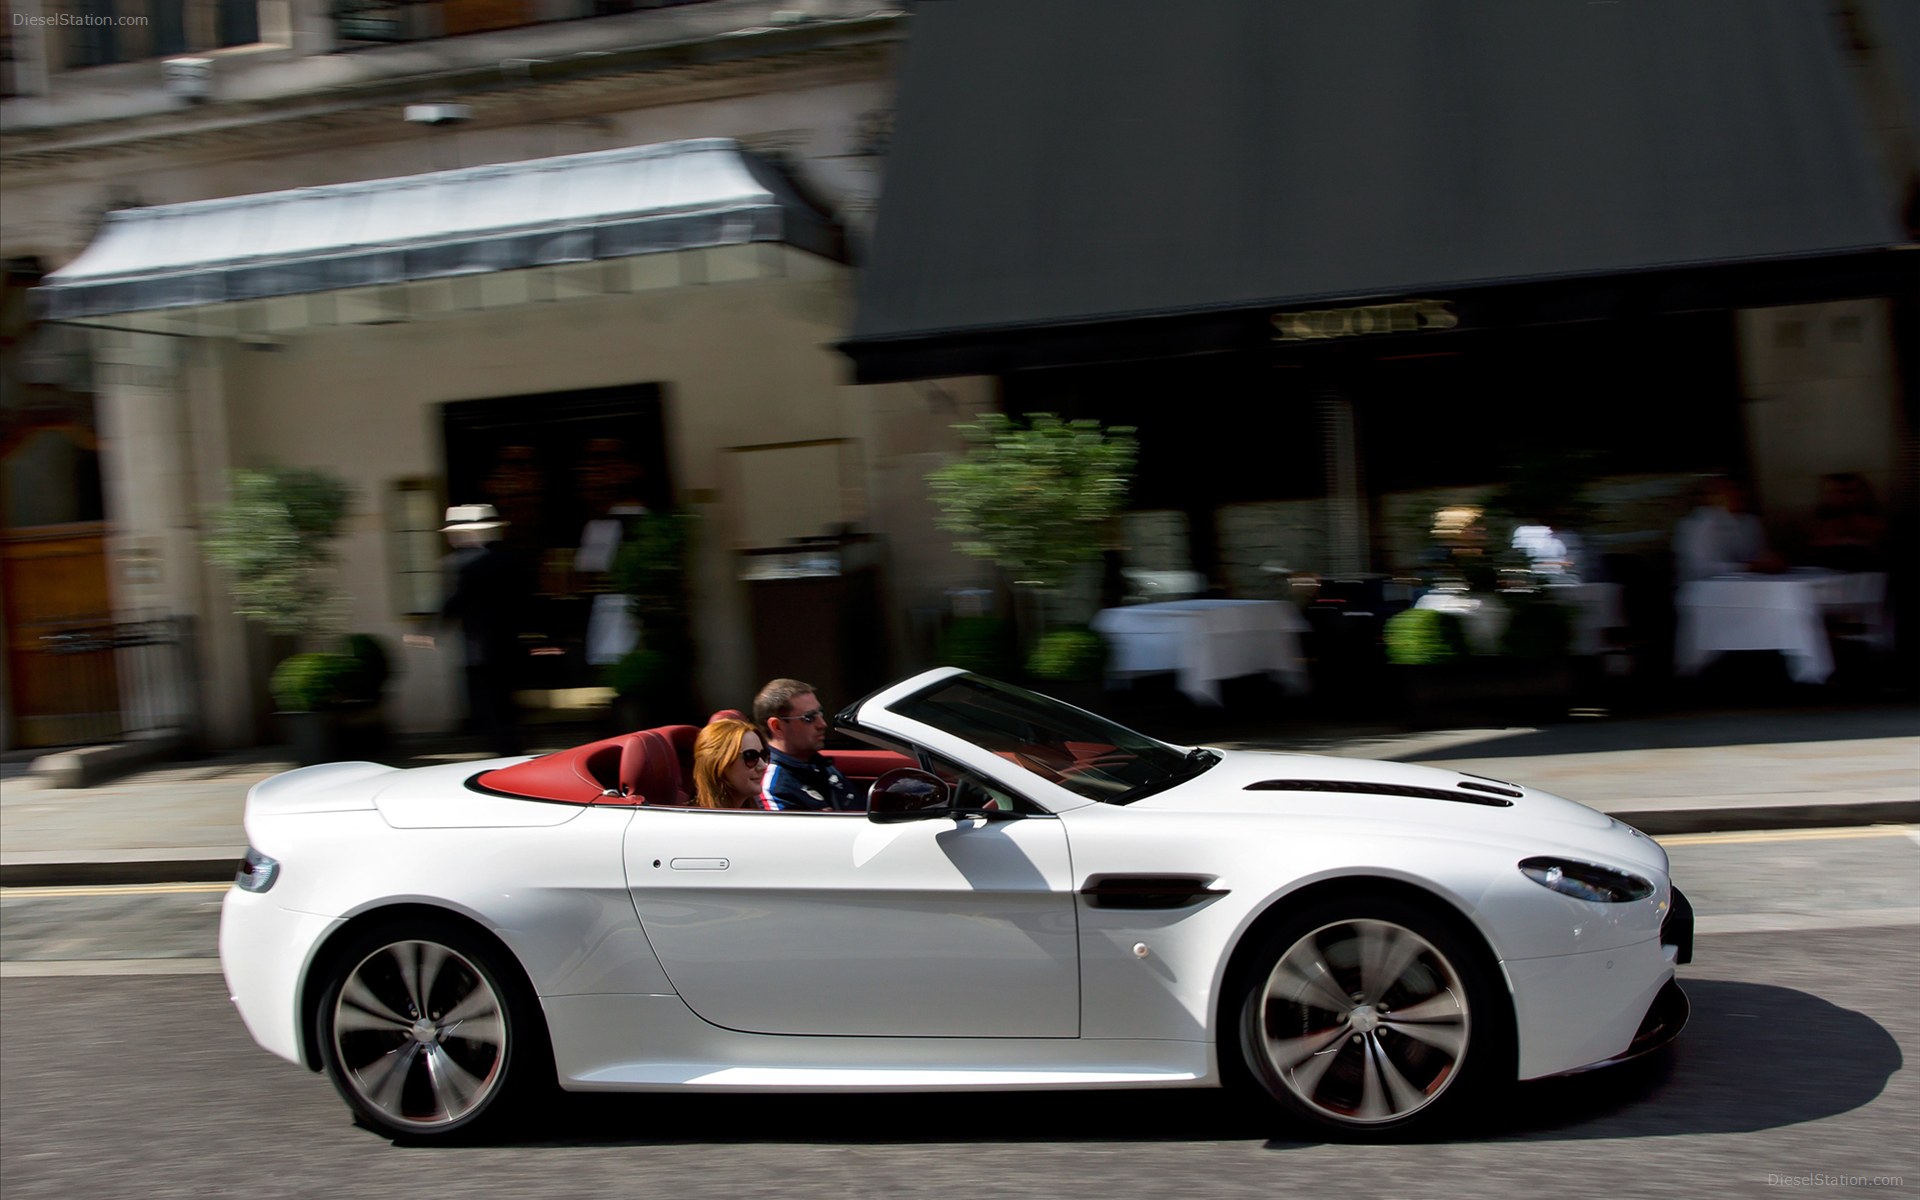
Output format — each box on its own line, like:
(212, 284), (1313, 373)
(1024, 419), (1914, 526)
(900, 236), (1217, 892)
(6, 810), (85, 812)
(890, 674), (1216, 804)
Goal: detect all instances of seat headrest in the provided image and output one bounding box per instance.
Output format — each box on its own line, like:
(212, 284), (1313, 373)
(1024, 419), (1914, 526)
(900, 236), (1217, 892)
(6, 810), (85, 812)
(621, 729), (685, 805)
(654, 725), (700, 782)
(709, 709), (748, 725)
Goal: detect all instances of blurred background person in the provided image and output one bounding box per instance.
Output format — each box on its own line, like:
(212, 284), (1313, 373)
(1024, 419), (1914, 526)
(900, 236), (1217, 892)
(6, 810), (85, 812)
(692, 718), (769, 808)
(1673, 477), (1786, 582)
(433, 503), (534, 757)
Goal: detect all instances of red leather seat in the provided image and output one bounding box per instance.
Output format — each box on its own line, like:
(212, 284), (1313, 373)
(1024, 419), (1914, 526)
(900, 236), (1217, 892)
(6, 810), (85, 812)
(477, 723), (755, 807)
(621, 729), (686, 806)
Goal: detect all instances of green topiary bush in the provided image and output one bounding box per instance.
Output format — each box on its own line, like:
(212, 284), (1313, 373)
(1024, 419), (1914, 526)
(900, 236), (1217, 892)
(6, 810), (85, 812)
(1025, 628), (1107, 682)
(271, 652), (363, 712)
(1384, 608), (1470, 667)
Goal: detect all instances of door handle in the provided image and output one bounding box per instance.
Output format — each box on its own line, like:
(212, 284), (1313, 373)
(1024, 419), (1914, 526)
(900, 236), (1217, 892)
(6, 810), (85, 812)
(669, 857), (729, 871)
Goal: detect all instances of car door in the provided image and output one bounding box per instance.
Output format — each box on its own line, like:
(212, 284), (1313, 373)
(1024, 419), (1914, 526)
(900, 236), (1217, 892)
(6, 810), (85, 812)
(622, 792), (1079, 1038)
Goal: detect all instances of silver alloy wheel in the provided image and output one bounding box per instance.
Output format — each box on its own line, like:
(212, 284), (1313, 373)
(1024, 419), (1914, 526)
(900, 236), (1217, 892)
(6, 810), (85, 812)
(1254, 918), (1470, 1125)
(330, 939), (508, 1131)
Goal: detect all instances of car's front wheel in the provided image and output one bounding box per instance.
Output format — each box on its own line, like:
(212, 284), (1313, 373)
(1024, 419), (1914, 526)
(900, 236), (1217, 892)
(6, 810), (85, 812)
(316, 919), (545, 1140)
(1237, 895), (1512, 1138)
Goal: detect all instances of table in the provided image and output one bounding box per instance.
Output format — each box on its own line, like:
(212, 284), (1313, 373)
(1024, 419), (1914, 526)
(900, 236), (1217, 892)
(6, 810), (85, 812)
(1674, 571), (1890, 684)
(1091, 599), (1310, 706)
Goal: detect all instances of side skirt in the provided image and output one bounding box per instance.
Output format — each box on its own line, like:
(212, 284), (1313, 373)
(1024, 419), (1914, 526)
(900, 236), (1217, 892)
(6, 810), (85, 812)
(543, 994), (1212, 1092)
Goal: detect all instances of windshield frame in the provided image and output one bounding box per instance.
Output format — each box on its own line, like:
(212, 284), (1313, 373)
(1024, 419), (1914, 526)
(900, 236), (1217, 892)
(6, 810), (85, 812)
(880, 672), (1217, 805)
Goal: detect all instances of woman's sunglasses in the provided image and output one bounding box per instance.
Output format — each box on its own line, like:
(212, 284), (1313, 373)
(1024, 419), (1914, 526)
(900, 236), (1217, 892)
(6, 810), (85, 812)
(739, 749), (769, 767)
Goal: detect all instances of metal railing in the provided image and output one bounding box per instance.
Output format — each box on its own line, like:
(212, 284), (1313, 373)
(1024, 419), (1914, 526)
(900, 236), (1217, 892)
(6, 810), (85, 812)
(30, 614), (197, 746)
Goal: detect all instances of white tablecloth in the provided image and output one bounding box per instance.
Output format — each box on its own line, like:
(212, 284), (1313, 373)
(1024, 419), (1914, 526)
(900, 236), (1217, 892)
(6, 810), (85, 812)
(1091, 599), (1310, 706)
(1674, 571), (1890, 684)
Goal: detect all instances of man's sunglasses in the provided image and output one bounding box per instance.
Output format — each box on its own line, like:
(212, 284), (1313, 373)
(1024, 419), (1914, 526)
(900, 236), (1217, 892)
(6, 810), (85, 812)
(774, 708), (826, 726)
(739, 749), (769, 767)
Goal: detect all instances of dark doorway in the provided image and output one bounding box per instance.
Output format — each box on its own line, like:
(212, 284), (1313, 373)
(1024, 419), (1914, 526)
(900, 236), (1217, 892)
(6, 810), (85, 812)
(441, 383), (672, 691)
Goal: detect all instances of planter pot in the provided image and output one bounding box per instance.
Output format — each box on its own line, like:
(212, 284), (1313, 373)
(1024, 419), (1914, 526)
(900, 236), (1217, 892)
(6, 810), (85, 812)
(280, 703), (389, 766)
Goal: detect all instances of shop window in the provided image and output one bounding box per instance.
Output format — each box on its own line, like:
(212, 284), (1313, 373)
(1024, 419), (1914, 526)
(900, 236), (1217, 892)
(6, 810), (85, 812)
(151, 0), (187, 54)
(388, 479), (445, 617)
(57, 0), (264, 69)
(66, 0), (121, 66)
(215, 0), (257, 45)
(2, 429), (104, 529)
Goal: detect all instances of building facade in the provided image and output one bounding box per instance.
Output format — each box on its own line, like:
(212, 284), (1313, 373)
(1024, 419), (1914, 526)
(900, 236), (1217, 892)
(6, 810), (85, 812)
(1, 0), (992, 750)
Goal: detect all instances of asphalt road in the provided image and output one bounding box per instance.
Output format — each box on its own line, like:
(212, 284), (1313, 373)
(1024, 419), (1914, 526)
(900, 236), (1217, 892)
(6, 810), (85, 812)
(2, 829), (1916, 1199)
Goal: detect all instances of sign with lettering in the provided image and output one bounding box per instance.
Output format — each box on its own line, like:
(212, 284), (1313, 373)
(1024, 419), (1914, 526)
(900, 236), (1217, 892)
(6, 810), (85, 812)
(1272, 299), (1459, 341)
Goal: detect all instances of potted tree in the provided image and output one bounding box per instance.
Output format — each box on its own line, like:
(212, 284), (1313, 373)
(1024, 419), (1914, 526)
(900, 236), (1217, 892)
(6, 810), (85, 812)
(1383, 606), (1472, 726)
(203, 467), (395, 762)
(1024, 627), (1110, 710)
(926, 413), (1137, 695)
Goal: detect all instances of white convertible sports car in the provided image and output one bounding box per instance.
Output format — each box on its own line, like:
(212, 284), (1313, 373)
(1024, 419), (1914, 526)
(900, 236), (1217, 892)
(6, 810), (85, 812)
(221, 668), (1691, 1141)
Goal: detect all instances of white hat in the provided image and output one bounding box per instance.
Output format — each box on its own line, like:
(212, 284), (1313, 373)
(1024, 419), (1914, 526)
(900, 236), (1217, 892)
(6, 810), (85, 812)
(442, 503), (505, 532)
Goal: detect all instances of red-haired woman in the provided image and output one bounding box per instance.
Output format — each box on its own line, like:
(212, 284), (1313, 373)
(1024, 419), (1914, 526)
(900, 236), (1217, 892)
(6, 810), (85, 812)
(692, 718), (769, 808)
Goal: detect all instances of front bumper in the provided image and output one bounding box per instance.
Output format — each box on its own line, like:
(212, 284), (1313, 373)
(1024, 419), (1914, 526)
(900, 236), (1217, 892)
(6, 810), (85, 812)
(1505, 933), (1676, 1079)
(1662, 886), (1695, 965)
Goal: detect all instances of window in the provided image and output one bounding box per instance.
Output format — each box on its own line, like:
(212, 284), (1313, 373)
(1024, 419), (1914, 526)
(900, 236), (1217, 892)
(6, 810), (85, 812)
(56, 0), (262, 70)
(921, 753), (1045, 817)
(892, 674), (1217, 805)
(387, 479), (445, 617)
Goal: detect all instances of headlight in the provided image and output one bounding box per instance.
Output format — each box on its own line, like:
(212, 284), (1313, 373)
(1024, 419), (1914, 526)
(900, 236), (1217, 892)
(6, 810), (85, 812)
(235, 847), (280, 893)
(1519, 856), (1652, 903)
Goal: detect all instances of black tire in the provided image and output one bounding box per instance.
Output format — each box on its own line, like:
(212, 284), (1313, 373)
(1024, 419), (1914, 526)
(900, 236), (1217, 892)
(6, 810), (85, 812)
(315, 918), (549, 1141)
(1235, 893), (1513, 1139)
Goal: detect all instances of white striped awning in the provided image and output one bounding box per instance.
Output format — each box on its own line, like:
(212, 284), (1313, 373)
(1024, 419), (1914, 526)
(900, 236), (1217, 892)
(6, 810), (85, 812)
(38, 138), (844, 331)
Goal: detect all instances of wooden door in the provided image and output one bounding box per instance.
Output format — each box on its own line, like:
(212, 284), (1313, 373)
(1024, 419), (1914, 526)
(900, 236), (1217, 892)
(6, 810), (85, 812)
(1, 524), (116, 747)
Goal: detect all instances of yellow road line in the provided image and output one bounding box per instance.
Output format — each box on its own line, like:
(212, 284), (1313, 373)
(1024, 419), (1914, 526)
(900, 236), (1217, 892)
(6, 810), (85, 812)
(1, 881), (229, 899)
(1658, 826), (1915, 847)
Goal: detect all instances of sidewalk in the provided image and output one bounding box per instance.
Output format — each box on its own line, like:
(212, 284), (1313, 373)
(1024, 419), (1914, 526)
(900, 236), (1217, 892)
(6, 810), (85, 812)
(2, 707), (1915, 886)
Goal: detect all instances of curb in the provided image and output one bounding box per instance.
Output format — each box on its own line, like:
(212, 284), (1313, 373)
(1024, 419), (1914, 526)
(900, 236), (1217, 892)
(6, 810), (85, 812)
(28, 734), (189, 790)
(3, 800), (1914, 889)
(1612, 799), (1920, 836)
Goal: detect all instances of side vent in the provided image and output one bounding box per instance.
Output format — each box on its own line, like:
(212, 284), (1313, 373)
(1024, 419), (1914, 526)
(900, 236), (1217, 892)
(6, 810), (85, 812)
(1245, 779), (1514, 808)
(1080, 875), (1228, 909)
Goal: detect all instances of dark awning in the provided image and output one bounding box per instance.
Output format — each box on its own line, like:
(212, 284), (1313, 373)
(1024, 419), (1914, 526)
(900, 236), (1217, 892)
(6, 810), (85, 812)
(844, 0), (1913, 383)
(38, 138), (844, 329)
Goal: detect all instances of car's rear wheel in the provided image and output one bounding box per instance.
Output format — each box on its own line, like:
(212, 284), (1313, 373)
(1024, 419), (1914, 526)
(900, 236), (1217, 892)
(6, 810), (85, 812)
(316, 920), (543, 1140)
(1237, 895), (1512, 1138)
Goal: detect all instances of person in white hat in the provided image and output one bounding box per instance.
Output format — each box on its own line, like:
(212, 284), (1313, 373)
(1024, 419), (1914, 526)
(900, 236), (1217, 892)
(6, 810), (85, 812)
(417, 503), (532, 756)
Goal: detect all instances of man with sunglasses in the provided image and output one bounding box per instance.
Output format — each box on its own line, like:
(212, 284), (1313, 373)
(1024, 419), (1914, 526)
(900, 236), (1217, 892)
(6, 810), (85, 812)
(752, 677), (860, 812)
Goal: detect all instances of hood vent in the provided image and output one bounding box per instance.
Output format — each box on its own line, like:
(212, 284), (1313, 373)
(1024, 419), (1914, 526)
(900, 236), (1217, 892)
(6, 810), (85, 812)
(1245, 779), (1514, 808)
(1457, 776), (1524, 799)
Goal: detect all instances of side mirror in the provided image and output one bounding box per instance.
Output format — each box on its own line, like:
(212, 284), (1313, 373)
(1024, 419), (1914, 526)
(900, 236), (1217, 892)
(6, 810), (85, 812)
(867, 768), (953, 823)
